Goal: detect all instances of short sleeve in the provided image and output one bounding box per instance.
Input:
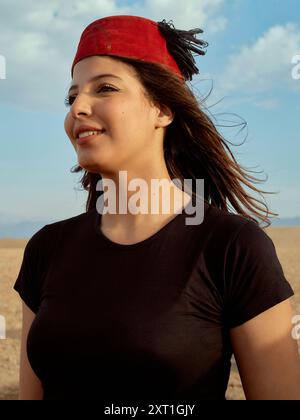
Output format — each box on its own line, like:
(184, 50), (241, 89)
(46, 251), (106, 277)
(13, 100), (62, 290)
(13, 225), (49, 314)
(224, 220), (294, 328)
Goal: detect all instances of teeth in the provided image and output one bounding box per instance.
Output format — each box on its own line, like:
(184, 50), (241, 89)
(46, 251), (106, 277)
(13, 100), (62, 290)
(78, 130), (103, 139)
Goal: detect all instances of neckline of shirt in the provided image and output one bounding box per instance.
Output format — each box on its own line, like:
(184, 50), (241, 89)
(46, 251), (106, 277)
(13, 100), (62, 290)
(92, 196), (202, 249)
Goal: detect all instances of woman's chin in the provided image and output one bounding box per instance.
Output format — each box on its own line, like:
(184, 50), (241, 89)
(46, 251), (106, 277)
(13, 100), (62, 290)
(77, 157), (113, 174)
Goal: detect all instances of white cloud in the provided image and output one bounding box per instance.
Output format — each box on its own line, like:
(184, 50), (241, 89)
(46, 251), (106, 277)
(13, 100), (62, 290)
(0, 0), (129, 111)
(196, 22), (300, 111)
(218, 23), (300, 95)
(135, 0), (227, 33)
(0, 0), (226, 111)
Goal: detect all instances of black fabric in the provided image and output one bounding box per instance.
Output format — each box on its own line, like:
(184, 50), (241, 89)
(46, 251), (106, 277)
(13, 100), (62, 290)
(13, 201), (294, 401)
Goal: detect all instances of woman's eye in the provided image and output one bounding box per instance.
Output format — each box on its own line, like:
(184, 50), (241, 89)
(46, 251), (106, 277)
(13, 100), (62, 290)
(64, 84), (116, 107)
(97, 84), (116, 93)
(64, 96), (76, 107)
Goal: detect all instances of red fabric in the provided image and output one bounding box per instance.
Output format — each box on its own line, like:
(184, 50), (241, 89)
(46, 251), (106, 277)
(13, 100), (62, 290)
(71, 15), (184, 82)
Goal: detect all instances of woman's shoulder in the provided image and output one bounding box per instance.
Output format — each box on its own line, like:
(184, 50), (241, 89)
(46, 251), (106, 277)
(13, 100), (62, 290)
(201, 202), (261, 246)
(25, 210), (94, 250)
(196, 203), (280, 275)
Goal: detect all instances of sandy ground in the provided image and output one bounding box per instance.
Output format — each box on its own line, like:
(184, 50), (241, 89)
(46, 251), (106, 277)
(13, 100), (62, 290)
(0, 228), (299, 400)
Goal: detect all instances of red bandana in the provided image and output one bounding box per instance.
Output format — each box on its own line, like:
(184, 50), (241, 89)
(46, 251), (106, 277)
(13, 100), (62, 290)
(71, 15), (184, 82)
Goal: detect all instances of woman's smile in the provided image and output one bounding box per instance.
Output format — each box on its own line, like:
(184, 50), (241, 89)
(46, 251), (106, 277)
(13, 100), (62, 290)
(76, 130), (106, 145)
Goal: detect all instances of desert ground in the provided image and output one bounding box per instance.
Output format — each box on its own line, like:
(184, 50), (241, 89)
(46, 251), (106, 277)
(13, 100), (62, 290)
(0, 228), (299, 400)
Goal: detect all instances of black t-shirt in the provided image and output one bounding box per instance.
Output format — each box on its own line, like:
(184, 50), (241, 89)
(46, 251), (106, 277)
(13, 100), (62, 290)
(13, 200), (294, 401)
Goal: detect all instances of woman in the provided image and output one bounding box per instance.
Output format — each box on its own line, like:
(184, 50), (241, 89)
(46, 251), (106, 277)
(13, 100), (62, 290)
(14, 15), (300, 401)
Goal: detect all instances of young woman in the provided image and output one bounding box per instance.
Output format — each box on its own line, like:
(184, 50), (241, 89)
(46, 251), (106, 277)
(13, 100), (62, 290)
(14, 15), (300, 401)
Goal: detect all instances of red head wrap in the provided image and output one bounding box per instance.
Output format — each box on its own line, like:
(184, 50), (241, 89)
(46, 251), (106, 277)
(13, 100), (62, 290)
(71, 15), (185, 82)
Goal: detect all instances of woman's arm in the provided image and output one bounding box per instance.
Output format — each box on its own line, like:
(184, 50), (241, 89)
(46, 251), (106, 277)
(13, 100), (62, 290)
(18, 301), (43, 400)
(230, 298), (300, 400)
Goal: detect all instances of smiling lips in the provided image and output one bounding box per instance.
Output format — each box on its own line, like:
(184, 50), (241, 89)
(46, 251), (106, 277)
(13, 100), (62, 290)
(76, 130), (106, 145)
(74, 124), (106, 139)
(78, 130), (103, 139)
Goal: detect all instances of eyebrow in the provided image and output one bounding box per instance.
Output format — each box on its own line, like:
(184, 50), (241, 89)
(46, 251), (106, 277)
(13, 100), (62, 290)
(68, 74), (123, 94)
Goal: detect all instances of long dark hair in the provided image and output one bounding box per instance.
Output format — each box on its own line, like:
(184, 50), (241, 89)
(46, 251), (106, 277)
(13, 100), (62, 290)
(70, 19), (278, 228)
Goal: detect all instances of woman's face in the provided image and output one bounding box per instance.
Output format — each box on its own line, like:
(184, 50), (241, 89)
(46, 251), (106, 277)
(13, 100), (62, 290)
(64, 55), (171, 175)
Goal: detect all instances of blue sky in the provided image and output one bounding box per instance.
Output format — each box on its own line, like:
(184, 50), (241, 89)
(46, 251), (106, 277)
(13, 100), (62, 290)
(0, 0), (299, 225)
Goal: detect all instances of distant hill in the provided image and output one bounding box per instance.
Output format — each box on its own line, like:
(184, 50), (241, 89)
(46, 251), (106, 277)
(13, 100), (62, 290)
(0, 214), (300, 239)
(0, 219), (57, 239)
(270, 217), (300, 226)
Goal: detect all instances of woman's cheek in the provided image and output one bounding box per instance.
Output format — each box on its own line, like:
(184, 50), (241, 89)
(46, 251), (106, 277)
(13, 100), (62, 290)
(64, 113), (75, 145)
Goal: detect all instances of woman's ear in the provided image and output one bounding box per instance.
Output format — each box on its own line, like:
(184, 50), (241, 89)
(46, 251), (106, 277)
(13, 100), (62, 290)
(156, 103), (174, 128)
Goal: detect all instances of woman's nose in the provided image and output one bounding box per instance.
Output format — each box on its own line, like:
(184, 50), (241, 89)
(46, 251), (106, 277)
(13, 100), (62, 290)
(70, 93), (92, 118)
